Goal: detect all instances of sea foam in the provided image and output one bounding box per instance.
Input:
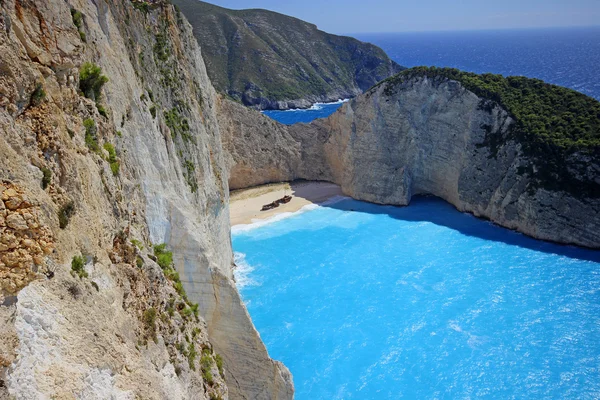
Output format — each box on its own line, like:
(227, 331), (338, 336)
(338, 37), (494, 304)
(231, 195), (348, 234)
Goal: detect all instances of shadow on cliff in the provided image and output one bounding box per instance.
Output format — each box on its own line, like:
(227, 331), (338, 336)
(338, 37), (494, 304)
(317, 193), (600, 263)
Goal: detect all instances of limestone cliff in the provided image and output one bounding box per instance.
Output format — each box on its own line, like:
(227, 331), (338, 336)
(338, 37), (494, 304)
(0, 0), (292, 399)
(221, 74), (599, 248)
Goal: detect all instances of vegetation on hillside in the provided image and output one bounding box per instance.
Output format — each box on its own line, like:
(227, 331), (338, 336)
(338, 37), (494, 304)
(71, 8), (86, 42)
(171, 0), (403, 108)
(79, 62), (108, 102)
(30, 83), (46, 106)
(378, 67), (600, 197)
(71, 255), (88, 278)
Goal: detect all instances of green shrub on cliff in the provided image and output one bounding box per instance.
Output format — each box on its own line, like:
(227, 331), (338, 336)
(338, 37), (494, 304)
(132, 1), (150, 14)
(143, 307), (158, 343)
(215, 353), (224, 377)
(30, 83), (46, 106)
(79, 62), (108, 102)
(41, 167), (52, 189)
(164, 107), (191, 140)
(97, 104), (108, 118)
(58, 201), (75, 229)
(154, 31), (169, 63)
(83, 118), (100, 154)
(378, 67), (600, 197)
(153, 244), (173, 269)
(187, 342), (197, 370)
(71, 8), (86, 42)
(103, 142), (120, 176)
(71, 8), (83, 30)
(71, 255), (87, 279)
(201, 348), (214, 385)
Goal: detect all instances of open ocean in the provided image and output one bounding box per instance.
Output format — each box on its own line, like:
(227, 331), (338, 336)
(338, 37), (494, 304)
(265, 27), (600, 125)
(358, 27), (600, 101)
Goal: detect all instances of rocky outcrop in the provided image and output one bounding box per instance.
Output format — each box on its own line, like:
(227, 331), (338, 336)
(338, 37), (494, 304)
(0, 0), (292, 399)
(172, 0), (403, 110)
(0, 182), (55, 294)
(221, 75), (600, 248)
(217, 98), (301, 190)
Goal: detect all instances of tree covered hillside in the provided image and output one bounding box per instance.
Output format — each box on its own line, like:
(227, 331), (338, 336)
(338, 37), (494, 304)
(172, 0), (404, 109)
(378, 67), (600, 197)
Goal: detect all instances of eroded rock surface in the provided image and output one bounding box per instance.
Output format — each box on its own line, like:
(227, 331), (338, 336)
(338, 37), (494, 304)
(0, 0), (292, 398)
(0, 182), (55, 295)
(221, 76), (599, 248)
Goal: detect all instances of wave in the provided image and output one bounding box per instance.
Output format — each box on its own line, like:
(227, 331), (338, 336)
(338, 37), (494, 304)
(233, 252), (259, 288)
(262, 99), (350, 113)
(317, 98), (350, 105)
(231, 204), (319, 234)
(231, 195), (350, 234)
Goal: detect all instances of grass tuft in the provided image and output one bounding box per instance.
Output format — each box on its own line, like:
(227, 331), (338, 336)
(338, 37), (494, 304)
(103, 142), (119, 176)
(58, 201), (75, 229)
(41, 167), (52, 189)
(71, 255), (87, 278)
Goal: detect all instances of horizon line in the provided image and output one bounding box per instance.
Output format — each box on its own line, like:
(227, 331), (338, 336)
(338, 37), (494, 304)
(340, 24), (600, 36)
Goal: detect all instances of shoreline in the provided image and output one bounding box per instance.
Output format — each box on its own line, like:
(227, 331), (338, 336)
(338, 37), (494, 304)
(261, 99), (350, 113)
(229, 181), (343, 227)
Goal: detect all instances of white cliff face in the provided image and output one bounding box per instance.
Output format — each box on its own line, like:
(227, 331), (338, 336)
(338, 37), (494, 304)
(2, 0), (596, 397)
(317, 76), (600, 248)
(0, 0), (292, 399)
(217, 98), (302, 190)
(221, 76), (599, 248)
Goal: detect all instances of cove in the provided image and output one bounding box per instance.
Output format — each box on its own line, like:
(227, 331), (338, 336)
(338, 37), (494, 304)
(232, 197), (600, 399)
(262, 100), (347, 125)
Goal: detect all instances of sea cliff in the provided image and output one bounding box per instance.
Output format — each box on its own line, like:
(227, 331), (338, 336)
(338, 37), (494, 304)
(221, 71), (600, 248)
(1, 0), (599, 398)
(0, 0), (292, 398)
(172, 0), (403, 110)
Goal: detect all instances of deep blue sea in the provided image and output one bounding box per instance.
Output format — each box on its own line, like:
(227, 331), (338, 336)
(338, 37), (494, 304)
(356, 27), (600, 101)
(263, 27), (600, 125)
(262, 100), (348, 125)
(233, 198), (600, 399)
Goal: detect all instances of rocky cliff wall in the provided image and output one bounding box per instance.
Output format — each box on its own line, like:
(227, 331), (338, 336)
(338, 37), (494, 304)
(0, 0), (292, 399)
(221, 76), (600, 248)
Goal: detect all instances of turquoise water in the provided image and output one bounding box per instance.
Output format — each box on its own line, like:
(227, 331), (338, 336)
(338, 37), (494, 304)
(232, 197), (600, 399)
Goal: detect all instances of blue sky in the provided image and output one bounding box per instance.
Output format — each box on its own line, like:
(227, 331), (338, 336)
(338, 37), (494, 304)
(203, 0), (600, 34)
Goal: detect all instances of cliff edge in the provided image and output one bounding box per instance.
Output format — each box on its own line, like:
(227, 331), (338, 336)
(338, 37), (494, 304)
(221, 68), (600, 248)
(0, 0), (292, 398)
(172, 0), (403, 110)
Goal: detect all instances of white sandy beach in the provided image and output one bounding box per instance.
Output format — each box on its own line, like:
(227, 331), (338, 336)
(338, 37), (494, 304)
(229, 181), (343, 226)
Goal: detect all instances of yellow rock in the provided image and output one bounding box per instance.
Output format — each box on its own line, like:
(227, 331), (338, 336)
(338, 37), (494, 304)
(4, 195), (22, 210)
(6, 213), (28, 230)
(2, 188), (16, 200)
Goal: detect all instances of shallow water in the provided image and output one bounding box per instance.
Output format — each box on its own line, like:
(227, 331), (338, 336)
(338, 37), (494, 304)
(232, 197), (600, 399)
